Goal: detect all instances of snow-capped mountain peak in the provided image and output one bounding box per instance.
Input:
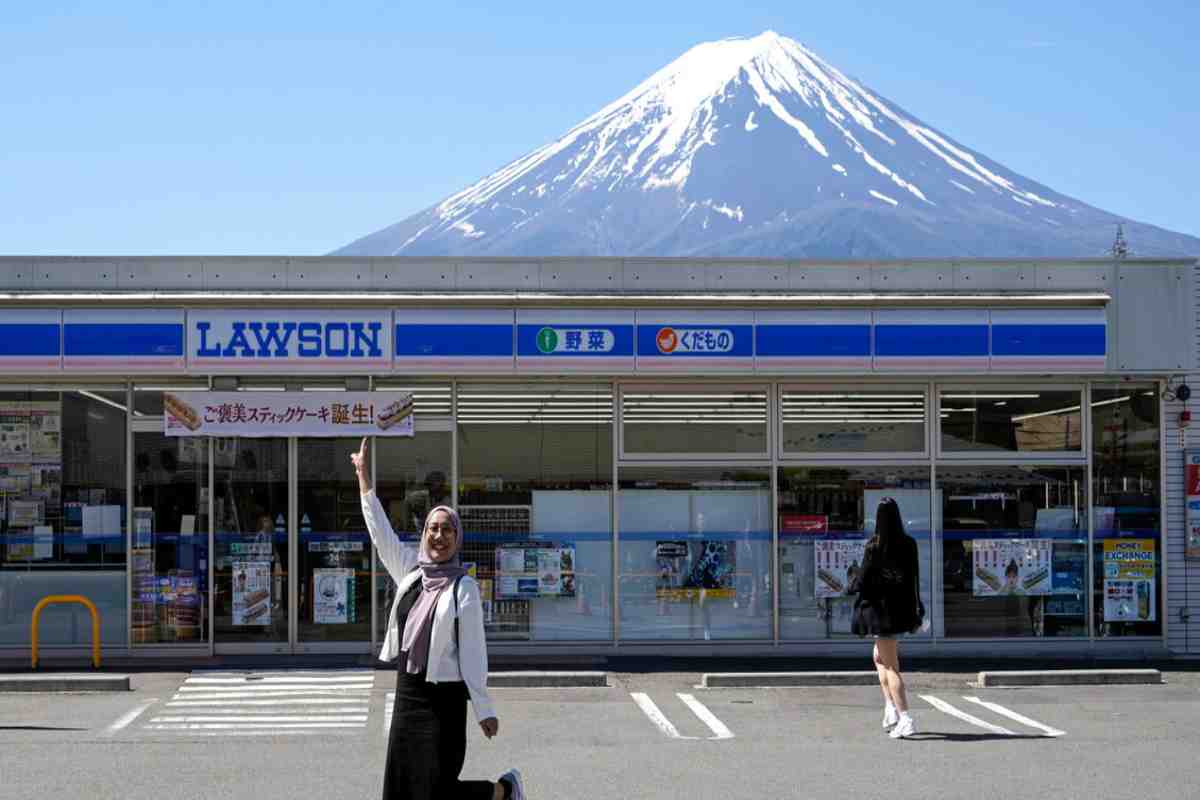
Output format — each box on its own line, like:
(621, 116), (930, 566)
(337, 31), (1199, 258)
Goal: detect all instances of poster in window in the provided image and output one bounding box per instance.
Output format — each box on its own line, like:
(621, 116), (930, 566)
(654, 540), (736, 600)
(1103, 539), (1156, 622)
(313, 568), (354, 625)
(495, 545), (576, 598)
(972, 539), (1052, 596)
(232, 561), (271, 626)
(814, 540), (867, 598)
(29, 402), (61, 459)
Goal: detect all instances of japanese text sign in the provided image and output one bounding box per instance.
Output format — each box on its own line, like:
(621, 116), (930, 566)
(164, 391), (414, 438)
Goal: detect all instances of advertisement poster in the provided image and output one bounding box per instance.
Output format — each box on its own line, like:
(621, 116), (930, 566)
(495, 545), (576, 598)
(972, 539), (1052, 596)
(164, 391), (415, 438)
(1103, 539), (1156, 622)
(1186, 451), (1200, 559)
(29, 402), (61, 459)
(814, 540), (867, 598)
(655, 540), (735, 600)
(232, 560), (271, 626)
(780, 514), (828, 535)
(313, 568), (354, 625)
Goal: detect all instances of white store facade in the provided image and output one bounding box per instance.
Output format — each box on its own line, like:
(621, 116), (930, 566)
(0, 255), (1197, 662)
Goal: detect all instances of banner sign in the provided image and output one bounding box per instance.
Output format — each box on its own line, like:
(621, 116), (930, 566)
(1103, 539), (1156, 622)
(635, 310), (754, 371)
(971, 539), (1052, 596)
(0, 306), (1111, 375)
(188, 309), (391, 373)
(990, 308), (1107, 371)
(395, 309), (514, 373)
(516, 310), (634, 372)
(814, 539), (866, 598)
(875, 309), (989, 371)
(64, 308), (184, 372)
(163, 391), (415, 437)
(1187, 450), (1200, 559)
(0, 309), (61, 370)
(755, 310), (871, 371)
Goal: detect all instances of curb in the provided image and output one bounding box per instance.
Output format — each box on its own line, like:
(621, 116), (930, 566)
(974, 669), (1164, 687)
(487, 671), (608, 688)
(0, 674), (131, 692)
(702, 671), (881, 688)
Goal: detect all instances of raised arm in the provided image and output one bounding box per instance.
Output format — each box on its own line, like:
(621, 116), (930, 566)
(352, 436), (416, 579)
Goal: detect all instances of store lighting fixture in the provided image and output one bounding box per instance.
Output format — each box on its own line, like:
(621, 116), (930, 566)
(1012, 395), (1129, 423)
(941, 394), (1041, 400)
(77, 390), (129, 414)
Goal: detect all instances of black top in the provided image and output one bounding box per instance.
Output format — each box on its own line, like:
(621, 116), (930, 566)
(849, 535), (922, 637)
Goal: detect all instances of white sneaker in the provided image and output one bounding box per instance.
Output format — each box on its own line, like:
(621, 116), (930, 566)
(500, 769), (526, 800)
(882, 704), (899, 729)
(889, 715), (916, 739)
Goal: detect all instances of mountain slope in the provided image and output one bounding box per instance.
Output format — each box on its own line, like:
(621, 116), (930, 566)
(336, 31), (1200, 258)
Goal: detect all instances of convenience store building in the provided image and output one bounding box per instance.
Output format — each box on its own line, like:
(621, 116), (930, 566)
(1, 255), (1198, 662)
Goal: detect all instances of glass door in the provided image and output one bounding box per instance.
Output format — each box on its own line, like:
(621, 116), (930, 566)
(130, 430), (209, 646)
(213, 438), (290, 652)
(296, 438), (372, 651)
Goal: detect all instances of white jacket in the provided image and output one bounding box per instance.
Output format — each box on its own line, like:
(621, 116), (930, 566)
(360, 490), (495, 723)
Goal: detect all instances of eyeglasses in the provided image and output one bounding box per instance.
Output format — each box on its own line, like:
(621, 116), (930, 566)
(426, 523), (456, 534)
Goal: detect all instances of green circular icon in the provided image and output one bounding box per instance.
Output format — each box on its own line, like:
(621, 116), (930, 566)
(536, 327), (558, 354)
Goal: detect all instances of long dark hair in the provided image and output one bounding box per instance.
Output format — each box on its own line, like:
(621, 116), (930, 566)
(868, 498), (908, 559)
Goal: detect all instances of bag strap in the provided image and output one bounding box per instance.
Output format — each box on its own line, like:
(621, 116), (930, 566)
(452, 574), (463, 653)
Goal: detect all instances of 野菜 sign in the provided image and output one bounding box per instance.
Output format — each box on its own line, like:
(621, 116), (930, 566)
(163, 391), (415, 437)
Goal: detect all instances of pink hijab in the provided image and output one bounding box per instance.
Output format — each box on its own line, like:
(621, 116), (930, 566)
(400, 505), (468, 674)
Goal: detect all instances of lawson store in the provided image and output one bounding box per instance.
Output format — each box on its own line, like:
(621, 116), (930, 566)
(1, 255), (1198, 662)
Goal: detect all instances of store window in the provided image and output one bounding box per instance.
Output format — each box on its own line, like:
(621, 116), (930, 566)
(1092, 385), (1162, 637)
(131, 432), (208, 644)
(940, 389), (1083, 454)
(940, 466), (1087, 638)
(621, 386), (767, 456)
(457, 384), (613, 642)
(371, 381), (453, 417)
(618, 467), (771, 641)
(780, 388), (926, 455)
(0, 389), (128, 647)
(373, 431), (453, 644)
(778, 467), (931, 640)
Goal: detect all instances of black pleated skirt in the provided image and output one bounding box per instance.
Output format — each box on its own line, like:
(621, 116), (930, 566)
(382, 669), (494, 800)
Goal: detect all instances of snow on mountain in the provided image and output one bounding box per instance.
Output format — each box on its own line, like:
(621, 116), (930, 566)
(336, 31), (1200, 258)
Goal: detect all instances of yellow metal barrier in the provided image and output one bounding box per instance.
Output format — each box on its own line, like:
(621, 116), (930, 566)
(31, 595), (101, 669)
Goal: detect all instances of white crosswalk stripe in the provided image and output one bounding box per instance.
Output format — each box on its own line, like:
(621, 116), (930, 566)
(920, 694), (1067, 737)
(384, 692), (395, 738)
(145, 670), (377, 738)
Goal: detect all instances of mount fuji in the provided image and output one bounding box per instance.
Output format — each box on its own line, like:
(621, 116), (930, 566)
(335, 31), (1199, 259)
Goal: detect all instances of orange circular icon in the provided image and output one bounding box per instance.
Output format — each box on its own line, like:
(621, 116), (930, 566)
(656, 327), (678, 353)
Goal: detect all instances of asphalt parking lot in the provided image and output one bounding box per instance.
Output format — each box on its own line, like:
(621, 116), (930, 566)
(2, 669), (1198, 800)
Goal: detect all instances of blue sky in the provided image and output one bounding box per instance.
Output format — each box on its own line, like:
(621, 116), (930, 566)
(2, 0), (1196, 254)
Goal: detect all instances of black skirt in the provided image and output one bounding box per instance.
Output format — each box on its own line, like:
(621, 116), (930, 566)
(381, 668), (494, 800)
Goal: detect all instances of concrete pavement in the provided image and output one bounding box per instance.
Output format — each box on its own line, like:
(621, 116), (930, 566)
(2, 668), (1198, 799)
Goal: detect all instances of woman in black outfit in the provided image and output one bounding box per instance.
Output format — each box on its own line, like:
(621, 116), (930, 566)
(353, 438), (526, 800)
(850, 498), (923, 739)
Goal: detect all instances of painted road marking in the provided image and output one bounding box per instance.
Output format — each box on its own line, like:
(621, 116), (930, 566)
(631, 692), (693, 739)
(677, 693), (735, 740)
(143, 670), (377, 738)
(919, 694), (1017, 735)
(102, 698), (158, 737)
(963, 696), (1066, 737)
(631, 692), (736, 741)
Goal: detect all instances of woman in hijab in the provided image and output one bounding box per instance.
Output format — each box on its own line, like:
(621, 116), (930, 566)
(849, 498), (923, 740)
(352, 437), (526, 800)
